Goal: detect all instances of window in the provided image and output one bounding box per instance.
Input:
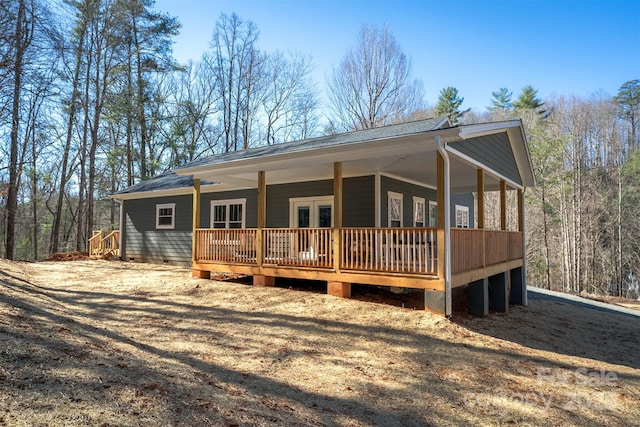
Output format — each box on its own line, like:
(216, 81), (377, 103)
(211, 199), (246, 229)
(156, 203), (175, 229)
(455, 205), (469, 228)
(289, 196), (334, 228)
(388, 192), (403, 227)
(413, 197), (425, 227)
(428, 201), (437, 227)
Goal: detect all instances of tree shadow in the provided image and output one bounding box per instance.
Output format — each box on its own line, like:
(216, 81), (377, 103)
(456, 289), (640, 370)
(1, 269), (639, 426)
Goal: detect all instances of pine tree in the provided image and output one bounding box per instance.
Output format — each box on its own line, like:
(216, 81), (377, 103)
(614, 79), (640, 149)
(434, 86), (467, 124)
(488, 87), (513, 112)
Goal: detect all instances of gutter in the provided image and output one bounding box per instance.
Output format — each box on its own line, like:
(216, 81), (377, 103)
(435, 135), (452, 318)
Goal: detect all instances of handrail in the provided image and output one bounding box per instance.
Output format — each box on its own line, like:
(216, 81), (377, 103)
(88, 230), (120, 258)
(193, 227), (523, 277)
(341, 227), (437, 275)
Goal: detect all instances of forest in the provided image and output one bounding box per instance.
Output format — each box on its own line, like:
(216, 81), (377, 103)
(1, 0), (638, 298)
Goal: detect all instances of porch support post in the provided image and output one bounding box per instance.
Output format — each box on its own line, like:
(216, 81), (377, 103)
(327, 281), (351, 298)
(477, 169), (484, 229)
(254, 171), (274, 287)
(436, 153), (446, 281)
(509, 267), (525, 305)
(191, 178), (200, 262)
(191, 178), (209, 279)
(425, 147), (449, 317)
(468, 278), (489, 316)
(257, 170), (266, 267)
(517, 188), (523, 232)
(333, 162), (342, 273)
(518, 188), (528, 306)
(500, 180), (507, 230)
(489, 272), (509, 312)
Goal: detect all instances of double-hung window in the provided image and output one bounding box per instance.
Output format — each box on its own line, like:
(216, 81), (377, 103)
(211, 199), (246, 229)
(388, 192), (403, 227)
(455, 205), (469, 228)
(413, 197), (425, 227)
(156, 203), (175, 229)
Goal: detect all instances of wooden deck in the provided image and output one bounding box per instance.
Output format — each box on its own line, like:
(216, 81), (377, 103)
(192, 227), (523, 291)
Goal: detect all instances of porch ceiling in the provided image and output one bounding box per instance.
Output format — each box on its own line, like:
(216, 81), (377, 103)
(191, 142), (509, 194)
(179, 121), (529, 194)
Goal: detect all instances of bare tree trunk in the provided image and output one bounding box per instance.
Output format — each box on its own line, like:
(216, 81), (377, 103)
(51, 21), (85, 254)
(5, 0), (30, 260)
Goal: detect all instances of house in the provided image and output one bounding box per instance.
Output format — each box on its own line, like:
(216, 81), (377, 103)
(111, 117), (536, 317)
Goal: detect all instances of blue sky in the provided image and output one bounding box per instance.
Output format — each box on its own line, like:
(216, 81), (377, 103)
(154, 0), (640, 112)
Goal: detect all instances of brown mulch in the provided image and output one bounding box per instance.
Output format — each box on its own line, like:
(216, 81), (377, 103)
(45, 251), (91, 261)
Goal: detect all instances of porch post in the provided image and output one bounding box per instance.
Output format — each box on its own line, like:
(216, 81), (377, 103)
(424, 150), (448, 316)
(257, 170), (266, 266)
(517, 188), (523, 232)
(191, 178), (200, 262)
(329, 162), (350, 298)
(191, 178), (209, 279)
(477, 169), (484, 229)
(254, 170), (274, 287)
(437, 154), (446, 280)
(500, 180), (507, 231)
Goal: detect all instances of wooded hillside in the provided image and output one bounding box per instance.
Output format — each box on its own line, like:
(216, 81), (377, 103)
(0, 0), (638, 298)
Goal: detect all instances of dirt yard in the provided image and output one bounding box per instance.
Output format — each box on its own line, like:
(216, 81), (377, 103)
(0, 259), (638, 426)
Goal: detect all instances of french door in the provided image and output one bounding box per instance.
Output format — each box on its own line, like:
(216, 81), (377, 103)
(290, 196), (333, 228)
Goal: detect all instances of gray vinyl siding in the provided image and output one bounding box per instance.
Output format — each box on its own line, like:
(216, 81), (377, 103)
(122, 196), (193, 265)
(343, 176), (375, 226)
(381, 176), (437, 227)
(265, 176), (375, 227)
(380, 175), (475, 227)
(448, 133), (522, 185)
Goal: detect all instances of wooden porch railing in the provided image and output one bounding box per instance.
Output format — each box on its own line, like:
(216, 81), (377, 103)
(194, 227), (523, 277)
(451, 229), (523, 274)
(341, 227), (437, 274)
(195, 228), (258, 264)
(263, 228), (333, 268)
(89, 230), (120, 258)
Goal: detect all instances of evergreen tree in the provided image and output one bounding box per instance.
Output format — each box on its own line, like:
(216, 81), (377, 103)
(614, 79), (640, 149)
(434, 86), (467, 124)
(488, 87), (513, 112)
(513, 85), (543, 110)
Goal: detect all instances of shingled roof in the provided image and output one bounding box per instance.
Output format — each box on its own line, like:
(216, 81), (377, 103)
(115, 116), (451, 196)
(173, 116), (451, 173)
(114, 171), (216, 195)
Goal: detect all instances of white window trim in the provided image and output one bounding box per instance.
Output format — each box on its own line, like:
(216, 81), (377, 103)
(455, 204), (470, 228)
(156, 203), (176, 229)
(289, 196), (334, 228)
(413, 196), (425, 227)
(210, 198), (247, 229)
(428, 201), (438, 227)
(388, 191), (403, 227)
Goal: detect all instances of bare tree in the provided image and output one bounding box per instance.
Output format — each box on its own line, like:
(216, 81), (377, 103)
(327, 24), (424, 131)
(262, 51), (317, 144)
(204, 13), (263, 152)
(5, 0), (35, 260)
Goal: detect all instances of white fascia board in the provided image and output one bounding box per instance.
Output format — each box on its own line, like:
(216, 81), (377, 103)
(445, 145), (523, 190)
(109, 183), (244, 201)
(457, 120), (521, 139)
(507, 126), (537, 187)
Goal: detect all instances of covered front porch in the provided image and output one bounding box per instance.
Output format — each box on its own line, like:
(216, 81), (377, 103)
(182, 121), (532, 316)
